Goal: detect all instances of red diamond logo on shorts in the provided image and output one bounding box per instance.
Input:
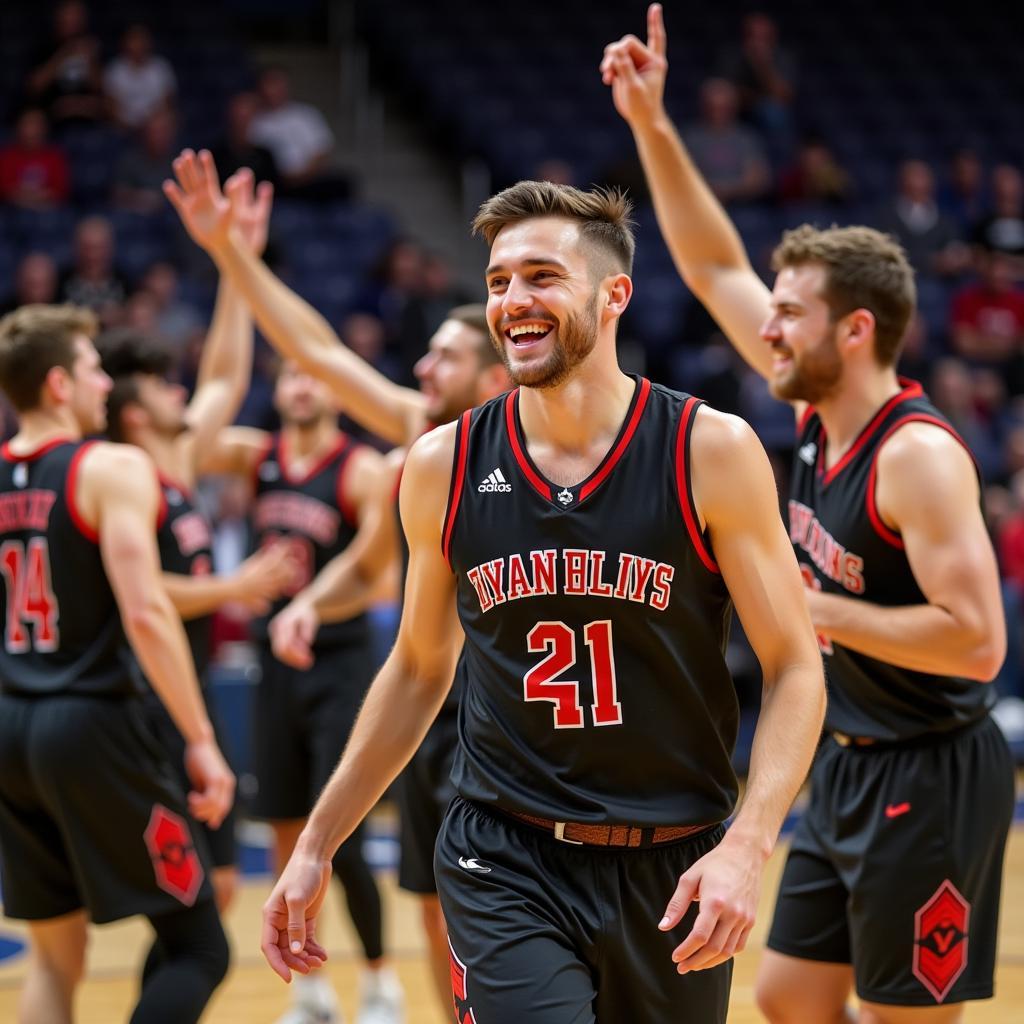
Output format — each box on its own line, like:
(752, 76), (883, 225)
(913, 879), (969, 1002)
(143, 804), (204, 907)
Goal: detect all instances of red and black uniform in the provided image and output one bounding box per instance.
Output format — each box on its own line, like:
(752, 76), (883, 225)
(0, 439), (215, 924)
(767, 380), (1015, 1007)
(435, 379), (736, 1023)
(248, 431), (384, 963)
(136, 474), (236, 869)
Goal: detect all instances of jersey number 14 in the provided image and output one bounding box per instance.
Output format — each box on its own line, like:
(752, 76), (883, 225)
(0, 538), (59, 653)
(524, 620), (622, 728)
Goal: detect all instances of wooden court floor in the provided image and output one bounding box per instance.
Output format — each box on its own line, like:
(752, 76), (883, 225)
(2, 820), (1023, 1023)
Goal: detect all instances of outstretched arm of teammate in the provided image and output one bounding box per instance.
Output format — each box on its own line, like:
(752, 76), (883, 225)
(659, 408), (825, 973)
(165, 149), (427, 448)
(195, 424), (271, 477)
(269, 447), (399, 668)
(77, 443), (235, 828)
(260, 425), (461, 982)
(803, 424), (1005, 680)
(601, 5), (776, 382)
(180, 168), (273, 467)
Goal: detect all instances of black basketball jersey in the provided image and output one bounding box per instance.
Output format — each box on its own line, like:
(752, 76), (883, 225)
(156, 473), (213, 678)
(0, 438), (131, 696)
(252, 432), (367, 649)
(789, 379), (993, 740)
(445, 377), (738, 827)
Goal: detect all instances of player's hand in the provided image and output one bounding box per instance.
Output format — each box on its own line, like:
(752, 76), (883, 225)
(233, 543), (299, 615)
(658, 829), (763, 973)
(600, 3), (668, 129)
(225, 167), (274, 257)
(163, 149), (233, 253)
(183, 738), (236, 829)
(261, 849), (332, 982)
(269, 598), (320, 669)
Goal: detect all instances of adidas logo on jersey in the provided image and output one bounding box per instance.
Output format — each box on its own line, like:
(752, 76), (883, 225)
(478, 468), (512, 493)
(798, 442), (817, 465)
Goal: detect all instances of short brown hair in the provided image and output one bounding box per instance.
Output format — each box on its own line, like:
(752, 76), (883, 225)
(771, 225), (916, 366)
(0, 304), (98, 411)
(473, 181), (636, 278)
(446, 303), (502, 367)
(97, 328), (176, 443)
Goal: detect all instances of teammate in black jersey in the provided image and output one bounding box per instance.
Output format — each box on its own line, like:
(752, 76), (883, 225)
(247, 175), (825, 1021)
(605, 6), (1014, 1019)
(0, 304), (235, 1023)
(98, 169), (293, 917)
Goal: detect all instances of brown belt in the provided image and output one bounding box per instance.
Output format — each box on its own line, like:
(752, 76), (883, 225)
(507, 810), (713, 848)
(832, 731), (877, 748)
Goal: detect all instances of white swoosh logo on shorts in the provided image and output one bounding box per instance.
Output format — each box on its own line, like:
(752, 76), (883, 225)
(458, 856), (492, 873)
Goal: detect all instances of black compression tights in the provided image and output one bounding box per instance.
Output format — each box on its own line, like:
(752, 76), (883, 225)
(135, 899), (229, 1024)
(332, 823), (383, 961)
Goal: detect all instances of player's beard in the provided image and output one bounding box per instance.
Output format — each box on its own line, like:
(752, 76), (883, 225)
(492, 293), (600, 391)
(770, 324), (844, 405)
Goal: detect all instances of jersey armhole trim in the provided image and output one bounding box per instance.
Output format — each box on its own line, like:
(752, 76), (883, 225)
(674, 398), (720, 575)
(250, 433), (277, 492)
(65, 440), (101, 543)
(335, 439), (359, 528)
(866, 414), (978, 550)
(796, 404), (815, 435)
(441, 410), (473, 570)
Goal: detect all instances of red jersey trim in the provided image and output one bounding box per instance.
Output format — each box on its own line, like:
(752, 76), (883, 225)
(155, 470), (191, 531)
(441, 410), (473, 569)
(279, 433), (349, 486)
(65, 440), (102, 543)
(2, 436), (75, 462)
(796, 404), (814, 435)
(820, 379), (924, 486)
(504, 391), (552, 500)
(335, 443), (361, 528)
(674, 398), (720, 574)
(579, 377), (652, 501)
(866, 414), (978, 550)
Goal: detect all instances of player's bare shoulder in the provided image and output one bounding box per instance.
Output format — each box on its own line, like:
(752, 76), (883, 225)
(73, 441), (160, 529)
(399, 421), (459, 541)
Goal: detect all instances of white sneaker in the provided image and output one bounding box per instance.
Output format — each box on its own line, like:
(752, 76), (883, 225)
(273, 1008), (342, 1024)
(356, 967), (404, 1024)
(275, 976), (343, 1024)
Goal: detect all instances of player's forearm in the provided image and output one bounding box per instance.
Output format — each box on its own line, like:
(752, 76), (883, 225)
(296, 655), (452, 858)
(811, 592), (1003, 681)
(630, 114), (751, 287)
(123, 593), (213, 744)
(195, 278), (253, 408)
(729, 658), (825, 858)
(210, 237), (423, 447)
(162, 570), (241, 620)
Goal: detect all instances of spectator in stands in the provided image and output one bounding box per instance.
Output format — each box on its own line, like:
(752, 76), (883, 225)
(59, 216), (129, 324)
(25, 0), (105, 126)
(104, 24), (177, 130)
(929, 357), (1004, 482)
(717, 12), (797, 141)
(112, 107), (179, 213)
(940, 148), (989, 234)
(249, 66), (349, 201)
(683, 78), (770, 204)
(137, 261), (203, 349)
(0, 108), (70, 209)
(419, 250), (474, 337)
(0, 252), (59, 315)
(875, 159), (968, 279)
(210, 92), (279, 186)
(974, 164), (1024, 269)
(951, 248), (1024, 393)
(776, 134), (852, 207)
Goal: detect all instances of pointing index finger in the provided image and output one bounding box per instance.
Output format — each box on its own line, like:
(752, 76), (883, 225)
(647, 3), (666, 57)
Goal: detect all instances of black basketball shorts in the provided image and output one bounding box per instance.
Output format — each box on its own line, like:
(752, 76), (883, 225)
(397, 705), (458, 894)
(0, 691), (214, 923)
(767, 715), (1014, 1006)
(251, 641), (376, 820)
(436, 796), (731, 1024)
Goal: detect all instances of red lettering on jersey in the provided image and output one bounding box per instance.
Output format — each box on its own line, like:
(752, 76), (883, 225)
(789, 500), (866, 595)
(843, 554), (865, 594)
(613, 553), (634, 599)
(650, 563), (675, 611)
(587, 549), (614, 598)
(466, 567), (493, 613)
(254, 493), (339, 546)
(507, 553), (532, 601)
(530, 549), (557, 595)
(563, 549), (588, 596)
(0, 490), (56, 532)
(170, 511), (212, 557)
(480, 558), (506, 606)
(629, 556), (656, 603)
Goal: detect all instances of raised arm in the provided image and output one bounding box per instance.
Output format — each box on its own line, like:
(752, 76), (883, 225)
(195, 425), (271, 477)
(78, 444), (235, 827)
(659, 408), (825, 973)
(602, 4), (774, 380)
(806, 424), (1005, 680)
(165, 150), (427, 448)
(260, 425), (461, 982)
(269, 447), (399, 668)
